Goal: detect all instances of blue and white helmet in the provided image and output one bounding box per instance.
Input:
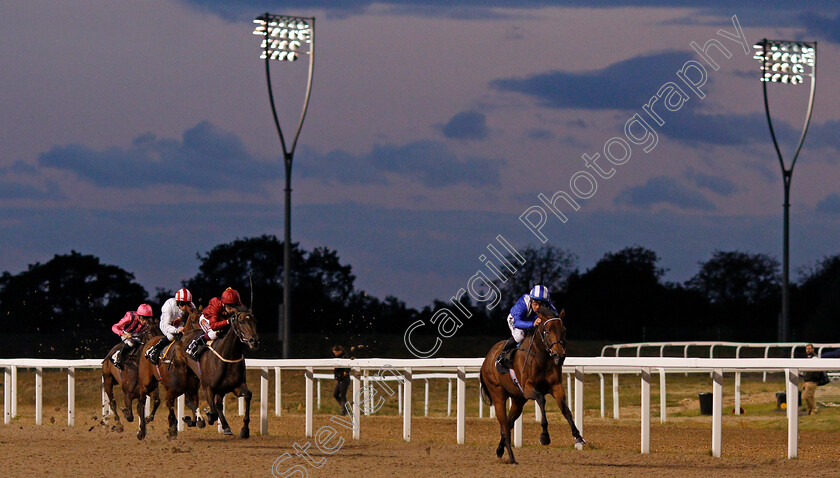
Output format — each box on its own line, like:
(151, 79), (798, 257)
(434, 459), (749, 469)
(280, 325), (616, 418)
(529, 285), (550, 302)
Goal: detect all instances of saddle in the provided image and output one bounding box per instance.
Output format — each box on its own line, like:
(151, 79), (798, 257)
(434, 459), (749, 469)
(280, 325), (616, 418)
(158, 341), (177, 363)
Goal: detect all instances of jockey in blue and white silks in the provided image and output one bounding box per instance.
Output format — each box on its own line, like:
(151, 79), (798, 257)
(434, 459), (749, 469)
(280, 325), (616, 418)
(495, 284), (557, 371)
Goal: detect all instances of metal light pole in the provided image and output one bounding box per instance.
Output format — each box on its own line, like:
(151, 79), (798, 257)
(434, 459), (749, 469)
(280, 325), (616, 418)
(753, 39), (816, 342)
(253, 13), (315, 358)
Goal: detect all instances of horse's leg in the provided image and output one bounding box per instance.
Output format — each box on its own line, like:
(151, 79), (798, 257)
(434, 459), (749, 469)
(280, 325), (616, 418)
(122, 388), (135, 423)
(203, 385), (218, 425)
(505, 395), (527, 452)
(166, 389), (178, 439)
(103, 372), (123, 432)
(136, 393), (147, 440)
(550, 383), (585, 446)
(536, 393), (550, 445)
(215, 393), (233, 436)
(235, 383), (252, 439)
(148, 387), (161, 422)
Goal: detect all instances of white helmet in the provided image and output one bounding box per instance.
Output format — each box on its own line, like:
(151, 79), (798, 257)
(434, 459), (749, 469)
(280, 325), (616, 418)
(175, 288), (192, 302)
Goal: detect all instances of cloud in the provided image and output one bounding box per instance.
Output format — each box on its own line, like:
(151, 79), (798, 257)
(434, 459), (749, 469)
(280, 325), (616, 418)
(805, 120), (840, 154)
(801, 12), (840, 44)
(685, 170), (738, 196)
(0, 180), (65, 200)
(615, 176), (715, 211)
(661, 112), (799, 147)
(297, 140), (502, 187)
(817, 194), (840, 214)
(490, 51), (696, 110)
(37, 121), (280, 192)
(440, 110), (489, 140)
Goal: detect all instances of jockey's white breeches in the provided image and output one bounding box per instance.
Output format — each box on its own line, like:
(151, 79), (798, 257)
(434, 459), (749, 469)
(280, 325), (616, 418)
(199, 315), (219, 340)
(507, 314), (526, 344)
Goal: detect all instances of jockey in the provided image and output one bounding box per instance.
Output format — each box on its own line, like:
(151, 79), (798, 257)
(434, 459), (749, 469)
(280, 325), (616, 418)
(145, 288), (195, 365)
(495, 285), (558, 372)
(110, 304), (153, 370)
(185, 287), (242, 360)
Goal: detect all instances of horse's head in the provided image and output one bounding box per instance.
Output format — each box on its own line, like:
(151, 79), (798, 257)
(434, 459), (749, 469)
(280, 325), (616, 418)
(537, 309), (567, 366)
(230, 306), (260, 351)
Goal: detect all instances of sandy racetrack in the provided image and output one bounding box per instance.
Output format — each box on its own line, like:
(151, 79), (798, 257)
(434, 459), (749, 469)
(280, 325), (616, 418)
(3, 412), (840, 478)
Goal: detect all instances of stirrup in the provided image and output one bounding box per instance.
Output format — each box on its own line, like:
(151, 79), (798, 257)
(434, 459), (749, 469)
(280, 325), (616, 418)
(145, 346), (158, 364)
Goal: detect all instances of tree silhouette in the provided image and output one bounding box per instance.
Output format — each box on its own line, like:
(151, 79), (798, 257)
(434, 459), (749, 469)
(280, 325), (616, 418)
(0, 251), (148, 334)
(686, 250), (780, 340)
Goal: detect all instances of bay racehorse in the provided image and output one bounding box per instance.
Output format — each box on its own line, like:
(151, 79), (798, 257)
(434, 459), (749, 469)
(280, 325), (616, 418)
(184, 305), (259, 438)
(479, 309), (585, 464)
(137, 312), (205, 440)
(101, 322), (162, 432)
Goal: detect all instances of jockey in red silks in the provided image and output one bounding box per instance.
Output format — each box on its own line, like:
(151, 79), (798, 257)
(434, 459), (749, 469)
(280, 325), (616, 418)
(145, 288), (196, 365)
(185, 287), (242, 360)
(110, 304), (153, 370)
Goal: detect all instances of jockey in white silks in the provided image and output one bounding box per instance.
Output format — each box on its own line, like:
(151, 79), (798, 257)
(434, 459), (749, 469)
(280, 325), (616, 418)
(145, 288), (195, 365)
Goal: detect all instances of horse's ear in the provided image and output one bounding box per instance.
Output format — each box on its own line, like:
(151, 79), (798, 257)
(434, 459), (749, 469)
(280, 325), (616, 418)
(559, 309), (565, 319)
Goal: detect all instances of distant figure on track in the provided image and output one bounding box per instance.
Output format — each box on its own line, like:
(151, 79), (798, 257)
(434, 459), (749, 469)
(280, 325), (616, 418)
(332, 345), (351, 415)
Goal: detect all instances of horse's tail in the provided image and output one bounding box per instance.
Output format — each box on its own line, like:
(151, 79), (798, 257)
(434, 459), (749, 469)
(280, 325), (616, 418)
(479, 373), (493, 406)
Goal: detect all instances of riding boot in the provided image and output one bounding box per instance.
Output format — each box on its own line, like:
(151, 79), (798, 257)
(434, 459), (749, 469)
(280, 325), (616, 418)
(186, 336), (206, 360)
(111, 347), (123, 370)
(146, 337), (167, 365)
(495, 337), (518, 373)
(113, 343), (130, 370)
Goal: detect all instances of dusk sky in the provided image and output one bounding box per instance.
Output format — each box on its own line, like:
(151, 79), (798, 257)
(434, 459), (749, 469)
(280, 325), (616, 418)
(2, 1), (839, 308)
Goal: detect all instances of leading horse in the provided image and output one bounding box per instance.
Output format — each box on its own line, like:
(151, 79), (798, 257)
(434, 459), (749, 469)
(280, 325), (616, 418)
(479, 309), (585, 464)
(184, 305), (259, 438)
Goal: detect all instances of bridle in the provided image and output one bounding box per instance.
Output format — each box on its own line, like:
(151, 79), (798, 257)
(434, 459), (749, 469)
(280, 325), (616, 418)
(228, 308), (254, 345)
(537, 317), (566, 361)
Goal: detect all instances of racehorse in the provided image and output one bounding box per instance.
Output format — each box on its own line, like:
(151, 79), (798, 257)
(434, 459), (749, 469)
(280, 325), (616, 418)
(479, 308), (585, 464)
(184, 305), (259, 438)
(101, 322), (162, 432)
(136, 308), (204, 440)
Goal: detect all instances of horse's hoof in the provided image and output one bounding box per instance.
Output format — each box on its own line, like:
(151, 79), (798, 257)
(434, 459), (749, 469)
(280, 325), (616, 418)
(496, 447), (504, 458)
(145, 415), (155, 423)
(509, 460), (518, 465)
(539, 433), (551, 446)
(137, 430), (146, 441)
(575, 436), (586, 445)
(168, 428), (178, 439)
(196, 418), (206, 429)
(240, 428), (250, 439)
(223, 427), (233, 436)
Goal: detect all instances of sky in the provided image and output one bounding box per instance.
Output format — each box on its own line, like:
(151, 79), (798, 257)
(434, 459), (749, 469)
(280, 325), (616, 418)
(1, 1), (839, 308)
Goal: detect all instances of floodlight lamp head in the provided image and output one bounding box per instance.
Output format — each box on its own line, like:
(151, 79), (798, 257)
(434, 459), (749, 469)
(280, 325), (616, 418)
(753, 39), (816, 86)
(253, 13), (313, 62)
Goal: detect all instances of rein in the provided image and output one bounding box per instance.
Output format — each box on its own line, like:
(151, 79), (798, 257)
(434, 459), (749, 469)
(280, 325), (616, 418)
(537, 317), (566, 361)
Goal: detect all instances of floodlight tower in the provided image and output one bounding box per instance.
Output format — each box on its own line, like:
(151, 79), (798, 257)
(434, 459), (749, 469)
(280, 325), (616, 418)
(253, 13), (315, 358)
(752, 39), (816, 342)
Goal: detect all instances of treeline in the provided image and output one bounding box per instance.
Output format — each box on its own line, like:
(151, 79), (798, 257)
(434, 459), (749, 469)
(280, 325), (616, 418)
(1, 237), (839, 357)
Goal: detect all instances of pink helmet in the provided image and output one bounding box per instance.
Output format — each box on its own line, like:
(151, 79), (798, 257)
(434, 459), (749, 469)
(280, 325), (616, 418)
(136, 304), (153, 317)
(175, 288), (192, 302)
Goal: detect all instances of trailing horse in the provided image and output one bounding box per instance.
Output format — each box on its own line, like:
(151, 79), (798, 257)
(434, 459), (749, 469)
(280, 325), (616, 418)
(184, 306), (259, 438)
(101, 323), (162, 432)
(479, 309), (585, 464)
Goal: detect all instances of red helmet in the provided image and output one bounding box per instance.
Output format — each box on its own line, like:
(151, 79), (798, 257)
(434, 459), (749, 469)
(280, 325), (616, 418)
(221, 287), (242, 305)
(175, 288), (192, 302)
(136, 304), (153, 317)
